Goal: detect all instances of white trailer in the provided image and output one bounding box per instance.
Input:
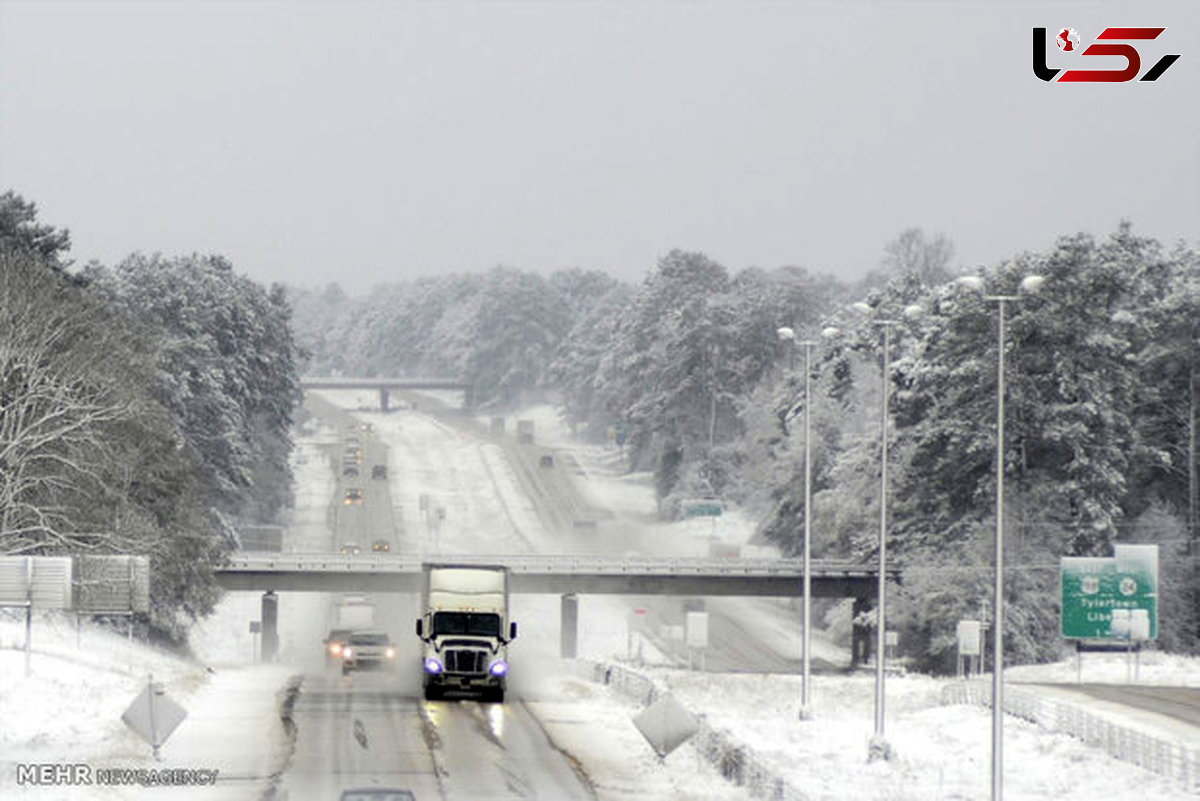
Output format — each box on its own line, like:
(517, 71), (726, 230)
(334, 597), (375, 630)
(415, 564), (517, 702)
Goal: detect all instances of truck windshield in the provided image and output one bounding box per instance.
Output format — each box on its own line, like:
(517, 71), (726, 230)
(432, 612), (500, 637)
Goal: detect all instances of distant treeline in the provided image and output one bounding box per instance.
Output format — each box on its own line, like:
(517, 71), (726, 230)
(291, 224), (1200, 666)
(0, 192), (301, 642)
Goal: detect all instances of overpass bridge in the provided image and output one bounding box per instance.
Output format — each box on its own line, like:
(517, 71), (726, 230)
(300, 376), (471, 411)
(217, 554), (894, 663)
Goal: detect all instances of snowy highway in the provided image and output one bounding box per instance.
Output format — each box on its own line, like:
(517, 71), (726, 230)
(5, 388), (1198, 801)
(272, 393), (595, 800)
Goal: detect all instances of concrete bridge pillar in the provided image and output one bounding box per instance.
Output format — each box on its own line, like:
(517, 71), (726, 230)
(261, 591), (279, 662)
(851, 594), (870, 668)
(560, 593), (578, 658)
(380, 388), (391, 412)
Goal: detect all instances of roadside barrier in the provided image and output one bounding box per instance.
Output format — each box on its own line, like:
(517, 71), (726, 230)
(573, 658), (808, 800)
(942, 680), (1199, 791)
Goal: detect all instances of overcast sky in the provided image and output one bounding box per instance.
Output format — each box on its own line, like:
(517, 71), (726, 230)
(1, 0), (1196, 293)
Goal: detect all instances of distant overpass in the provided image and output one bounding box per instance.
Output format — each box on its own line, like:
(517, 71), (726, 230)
(300, 376), (471, 410)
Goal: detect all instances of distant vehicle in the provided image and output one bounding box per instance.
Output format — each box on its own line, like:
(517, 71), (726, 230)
(342, 463), (359, 477)
(341, 631), (396, 674)
(539, 454), (554, 468)
(372, 539), (390, 553)
(324, 628), (354, 662)
(416, 565), (516, 702)
(371, 464), (388, 479)
(339, 789), (415, 801)
(343, 488), (363, 505)
(332, 596), (374, 629)
(339, 542), (361, 556)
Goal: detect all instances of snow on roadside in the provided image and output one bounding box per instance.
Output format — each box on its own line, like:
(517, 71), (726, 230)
(0, 614), (294, 801)
(655, 669), (1199, 801)
(316, 394), (1200, 800)
(508, 400), (1200, 800)
(0, 422), (344, 800)
(526, 674), (760, 801)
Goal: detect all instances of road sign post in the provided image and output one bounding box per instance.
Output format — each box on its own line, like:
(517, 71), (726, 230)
(956, 620), (981, 677)
(122, 674), (187, 760)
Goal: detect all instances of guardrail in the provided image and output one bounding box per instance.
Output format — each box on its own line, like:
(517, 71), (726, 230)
(942, 680), (1199, 791)
(572, 659), (809, 800)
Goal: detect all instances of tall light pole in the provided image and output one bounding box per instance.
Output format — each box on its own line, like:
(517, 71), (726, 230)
(850, 302), (921, 753)
(957, 274), (1044, 801)
(850, 304), (897, 749)
(777, 326), (816, 719)
(873, 318), (895, 745)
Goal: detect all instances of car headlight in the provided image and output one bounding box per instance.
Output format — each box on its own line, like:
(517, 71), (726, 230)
(424, 657), (443, 675)
(385, 647), (396, 659)
(488, 660), (508, 677)
(343, 647), (354, 659)
(329, 643), (342, 656)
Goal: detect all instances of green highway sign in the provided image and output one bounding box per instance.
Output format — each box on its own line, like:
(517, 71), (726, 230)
(1060, 544), (1158, 640)
(683, 501), (723, 518)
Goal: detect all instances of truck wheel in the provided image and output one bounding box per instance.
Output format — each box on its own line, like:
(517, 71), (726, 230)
(423, 684), (441, 701)
(486, 687), (505, 704)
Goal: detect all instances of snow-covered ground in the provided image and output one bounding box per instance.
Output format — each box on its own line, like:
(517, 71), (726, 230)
(0, 433), (342, 799)
(4, 392), (1197, 800)
(479, 401), (1200, 800)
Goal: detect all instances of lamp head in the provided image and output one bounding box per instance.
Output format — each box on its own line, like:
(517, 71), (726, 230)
(1020, 275), (1046, 294)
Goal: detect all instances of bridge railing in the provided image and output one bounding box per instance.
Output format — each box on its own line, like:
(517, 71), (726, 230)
(221, 552), (888, 577)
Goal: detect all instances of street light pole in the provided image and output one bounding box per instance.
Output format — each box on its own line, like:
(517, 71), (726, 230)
(801, 338), (815, 719)
(958, 273), (1044, 801)
(848, 304), (905, 754)
(874, 320), (893, 744)
(991, 296), (1008, 801)
(778, 326), (816, 718)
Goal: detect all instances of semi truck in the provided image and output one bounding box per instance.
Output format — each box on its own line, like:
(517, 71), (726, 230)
(333, 595), (375, 630)
(415, 564), (517, 702)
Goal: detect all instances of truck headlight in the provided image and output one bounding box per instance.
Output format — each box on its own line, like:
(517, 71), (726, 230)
(343, 647), (354, 659)
(488, 660), (508, 677)
(329, 643), (342, 656)
(385, 647), (396, 659)
(424, 657), (443, 675)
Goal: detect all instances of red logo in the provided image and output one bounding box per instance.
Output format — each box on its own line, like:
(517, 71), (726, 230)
(1056, 28), (1080, 52)
(1033, 27), (1180, 82)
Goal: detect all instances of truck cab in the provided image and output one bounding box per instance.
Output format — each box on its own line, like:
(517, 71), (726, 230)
(415, 565), (516, 702)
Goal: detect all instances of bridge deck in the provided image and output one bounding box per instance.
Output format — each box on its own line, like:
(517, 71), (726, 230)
(217, 554), (894, 598)
(300, 376), (468, 390)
